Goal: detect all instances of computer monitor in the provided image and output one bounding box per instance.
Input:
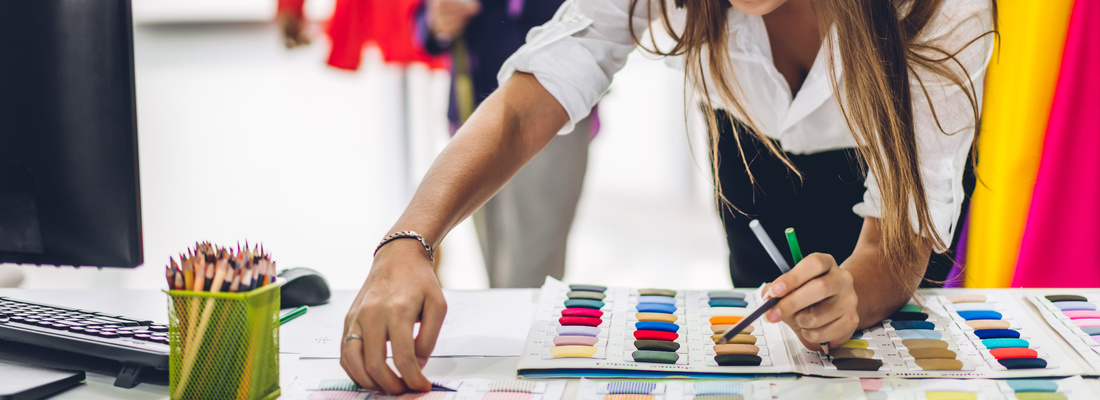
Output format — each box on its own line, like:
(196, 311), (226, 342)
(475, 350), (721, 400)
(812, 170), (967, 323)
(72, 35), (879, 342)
(0, 0), (143, 268)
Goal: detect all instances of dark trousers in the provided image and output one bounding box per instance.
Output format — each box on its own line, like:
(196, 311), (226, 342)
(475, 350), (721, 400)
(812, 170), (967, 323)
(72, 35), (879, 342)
(711, 111), (973, 288)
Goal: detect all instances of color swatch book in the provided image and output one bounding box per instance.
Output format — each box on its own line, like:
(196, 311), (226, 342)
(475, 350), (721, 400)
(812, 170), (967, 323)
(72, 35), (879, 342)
(518, 279), (1096, 379)
(299, 378), (566, 400)
(860, 376), (1097, 400)
(1027, 291), (1100, 370)
(574, 378), (865, 400)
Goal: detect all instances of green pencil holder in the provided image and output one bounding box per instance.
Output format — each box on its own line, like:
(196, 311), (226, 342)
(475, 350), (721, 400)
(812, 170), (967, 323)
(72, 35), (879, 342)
(167, 284), (281, 400)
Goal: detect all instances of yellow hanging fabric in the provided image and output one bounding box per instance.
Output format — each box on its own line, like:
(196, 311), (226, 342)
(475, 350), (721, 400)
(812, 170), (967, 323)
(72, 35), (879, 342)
(965, 0), (1074, 288)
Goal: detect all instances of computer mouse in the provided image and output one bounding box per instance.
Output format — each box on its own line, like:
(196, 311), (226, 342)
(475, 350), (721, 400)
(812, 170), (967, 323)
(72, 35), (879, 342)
(278, 267), (331, 309)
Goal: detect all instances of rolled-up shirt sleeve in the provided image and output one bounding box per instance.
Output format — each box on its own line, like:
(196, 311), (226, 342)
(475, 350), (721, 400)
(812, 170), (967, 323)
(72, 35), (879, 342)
(498, 0), (654, 134)
(852, 0), (995, 252)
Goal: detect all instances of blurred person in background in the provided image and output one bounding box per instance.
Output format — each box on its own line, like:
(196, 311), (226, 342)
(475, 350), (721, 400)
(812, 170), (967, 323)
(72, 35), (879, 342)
(415, 0), (597, 288)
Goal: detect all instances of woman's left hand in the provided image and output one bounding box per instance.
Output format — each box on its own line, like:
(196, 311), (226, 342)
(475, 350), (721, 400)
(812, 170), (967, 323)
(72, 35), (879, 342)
(763, 253), (859, 351)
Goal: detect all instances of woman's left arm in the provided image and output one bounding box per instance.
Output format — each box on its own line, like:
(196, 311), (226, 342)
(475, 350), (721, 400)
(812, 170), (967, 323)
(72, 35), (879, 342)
(764, 217), (929, 351)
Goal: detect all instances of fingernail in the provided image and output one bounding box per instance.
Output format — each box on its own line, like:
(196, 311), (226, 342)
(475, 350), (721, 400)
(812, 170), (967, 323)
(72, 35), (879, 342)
(771, 282), (787, 297)
(767, 308), (782, 322)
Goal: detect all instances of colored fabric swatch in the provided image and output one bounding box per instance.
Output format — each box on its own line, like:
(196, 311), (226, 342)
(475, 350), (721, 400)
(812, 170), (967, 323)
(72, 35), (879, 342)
(966, 0), (1075, 288)
(635, 340), (680, 352)
(982, 338), (1030, 349)
(568, 291), (606, 301)
(554, 335), (599, 346)
(957, 310), (1003, 321)
(915, 359), (963, 371)
(974, 329), (1021, 339)
(397, 393), (448, 400)
(693, 381), (744, 395)
(706, 291), (746, 299)
(708, 299), (749, 308)
(892, 320), (936, 330)
(833, 358), (883, 371)
(632, 350), (678, 364)
(604, 395), (654, 400)
(607, 382), (657, 395)
(570, 284), (607, 292)
(713, 354), (762, 366)
(635, 321), (679, 332)
(636, 303), (676, 314)
(999, 358), (1048, 369)
(712, 344), (760, 355)
(923, 392), (976, 400)
(562, 308), (604, 318)
(709, 316), (744, 325)
(638, 289), (676, 297)
(637, 296), (676, 305)
(1013, 0), (1100, 288)
(557, 326), (600, 337)
(1046, 295), (1088, 302)
(309, 391), (363, 400)
(946, 295), (987, 304)
(565, 299), (605, 310)
(967, 320), (1011, 330)
(550, 345), (597, 358)
(560, 316), (602, 327)
(483, 393), (532, 400)
(316, 378), (361, 391)
(1053, 302), (1096, 311)
(1014, 394), (1068, 400)
(1061, 310), (1100, 319)
(909, 348), (957, 360)
(1071, 319), (1100, 328)
(636, 313), (678, 323)
(633, 330), (677, 341)
(1008, 380), (1059, 393)
(693, 395), (744, 400)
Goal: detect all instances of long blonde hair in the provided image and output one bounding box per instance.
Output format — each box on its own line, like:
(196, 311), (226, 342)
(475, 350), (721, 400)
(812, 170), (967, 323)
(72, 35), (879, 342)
(629, 0), (995, 294)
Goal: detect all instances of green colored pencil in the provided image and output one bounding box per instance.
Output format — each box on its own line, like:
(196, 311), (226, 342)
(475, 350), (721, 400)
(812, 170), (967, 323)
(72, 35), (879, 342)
(785, 227), (803, 264)
(279, 305), (308, 326)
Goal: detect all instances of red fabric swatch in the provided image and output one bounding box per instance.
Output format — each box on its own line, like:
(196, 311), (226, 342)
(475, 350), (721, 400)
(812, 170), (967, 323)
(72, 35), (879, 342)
(562, 308), (604, 318)
(989, 348), (1038, 360)
(559, 316), (602, 327)
(633, 330), (678, 342)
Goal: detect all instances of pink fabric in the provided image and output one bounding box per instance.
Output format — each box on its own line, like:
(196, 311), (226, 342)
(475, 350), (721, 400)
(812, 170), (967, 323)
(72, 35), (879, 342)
(1013, 0), (1100, 288)
(1062, 310), (1100, 319)
(1072, 319), (1100, 328)
(860, 379), (884, 392)
(553, 335), (600, 346)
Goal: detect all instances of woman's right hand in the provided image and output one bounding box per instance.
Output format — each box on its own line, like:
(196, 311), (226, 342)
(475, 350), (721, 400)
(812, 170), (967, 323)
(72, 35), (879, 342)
(340, 239), (447, 394)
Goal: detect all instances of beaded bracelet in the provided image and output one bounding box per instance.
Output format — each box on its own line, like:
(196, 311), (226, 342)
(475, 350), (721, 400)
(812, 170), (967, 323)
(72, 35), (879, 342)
(374, 230), (435, 264)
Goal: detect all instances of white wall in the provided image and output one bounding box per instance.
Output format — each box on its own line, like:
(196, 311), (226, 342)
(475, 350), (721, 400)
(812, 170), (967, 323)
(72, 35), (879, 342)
(8, 15), (730, 291)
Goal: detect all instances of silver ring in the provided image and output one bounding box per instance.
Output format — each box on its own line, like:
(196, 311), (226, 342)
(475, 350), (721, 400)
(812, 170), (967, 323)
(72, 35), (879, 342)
(343, 334), (363, 343)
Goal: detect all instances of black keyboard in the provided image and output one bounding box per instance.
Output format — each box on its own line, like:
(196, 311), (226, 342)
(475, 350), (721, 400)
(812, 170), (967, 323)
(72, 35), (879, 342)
(0, 296), (169, 388)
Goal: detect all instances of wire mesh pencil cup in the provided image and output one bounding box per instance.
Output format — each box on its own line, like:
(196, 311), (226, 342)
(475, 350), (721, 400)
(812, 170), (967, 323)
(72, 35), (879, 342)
(168, 283), (281, 400)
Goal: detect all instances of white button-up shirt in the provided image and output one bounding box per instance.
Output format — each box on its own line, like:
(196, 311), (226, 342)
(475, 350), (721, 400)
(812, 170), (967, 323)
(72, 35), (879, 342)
(499, 0), (994, 251)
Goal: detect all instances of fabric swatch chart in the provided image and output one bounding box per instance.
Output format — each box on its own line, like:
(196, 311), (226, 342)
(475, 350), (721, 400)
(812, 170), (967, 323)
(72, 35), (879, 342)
(298, 379), (567, 400)
(519, 278), (795, 376)
(1028, 291), (1100, 368)
(574, 378), (866, 400)
(860, 377), (1097, 400)
(519, 279), (1098, 379)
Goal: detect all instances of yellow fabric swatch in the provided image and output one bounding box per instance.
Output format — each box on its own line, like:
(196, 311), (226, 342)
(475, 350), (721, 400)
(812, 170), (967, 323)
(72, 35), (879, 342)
(966, 0), (1074, 288)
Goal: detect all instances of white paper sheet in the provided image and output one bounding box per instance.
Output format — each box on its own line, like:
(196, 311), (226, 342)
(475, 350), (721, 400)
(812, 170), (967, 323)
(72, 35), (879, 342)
(280, 289), (538, 358)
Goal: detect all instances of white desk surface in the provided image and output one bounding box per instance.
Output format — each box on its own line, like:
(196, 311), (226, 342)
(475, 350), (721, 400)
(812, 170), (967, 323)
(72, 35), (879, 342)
(4, 288), (1100, 400)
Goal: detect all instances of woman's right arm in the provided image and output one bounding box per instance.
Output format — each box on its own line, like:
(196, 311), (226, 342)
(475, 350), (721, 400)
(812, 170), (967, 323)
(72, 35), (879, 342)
(340, 72), (569, 394)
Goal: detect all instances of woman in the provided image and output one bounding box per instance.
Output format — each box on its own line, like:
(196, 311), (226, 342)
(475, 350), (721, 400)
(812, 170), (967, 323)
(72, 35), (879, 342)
(340, 0), (995, 393)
